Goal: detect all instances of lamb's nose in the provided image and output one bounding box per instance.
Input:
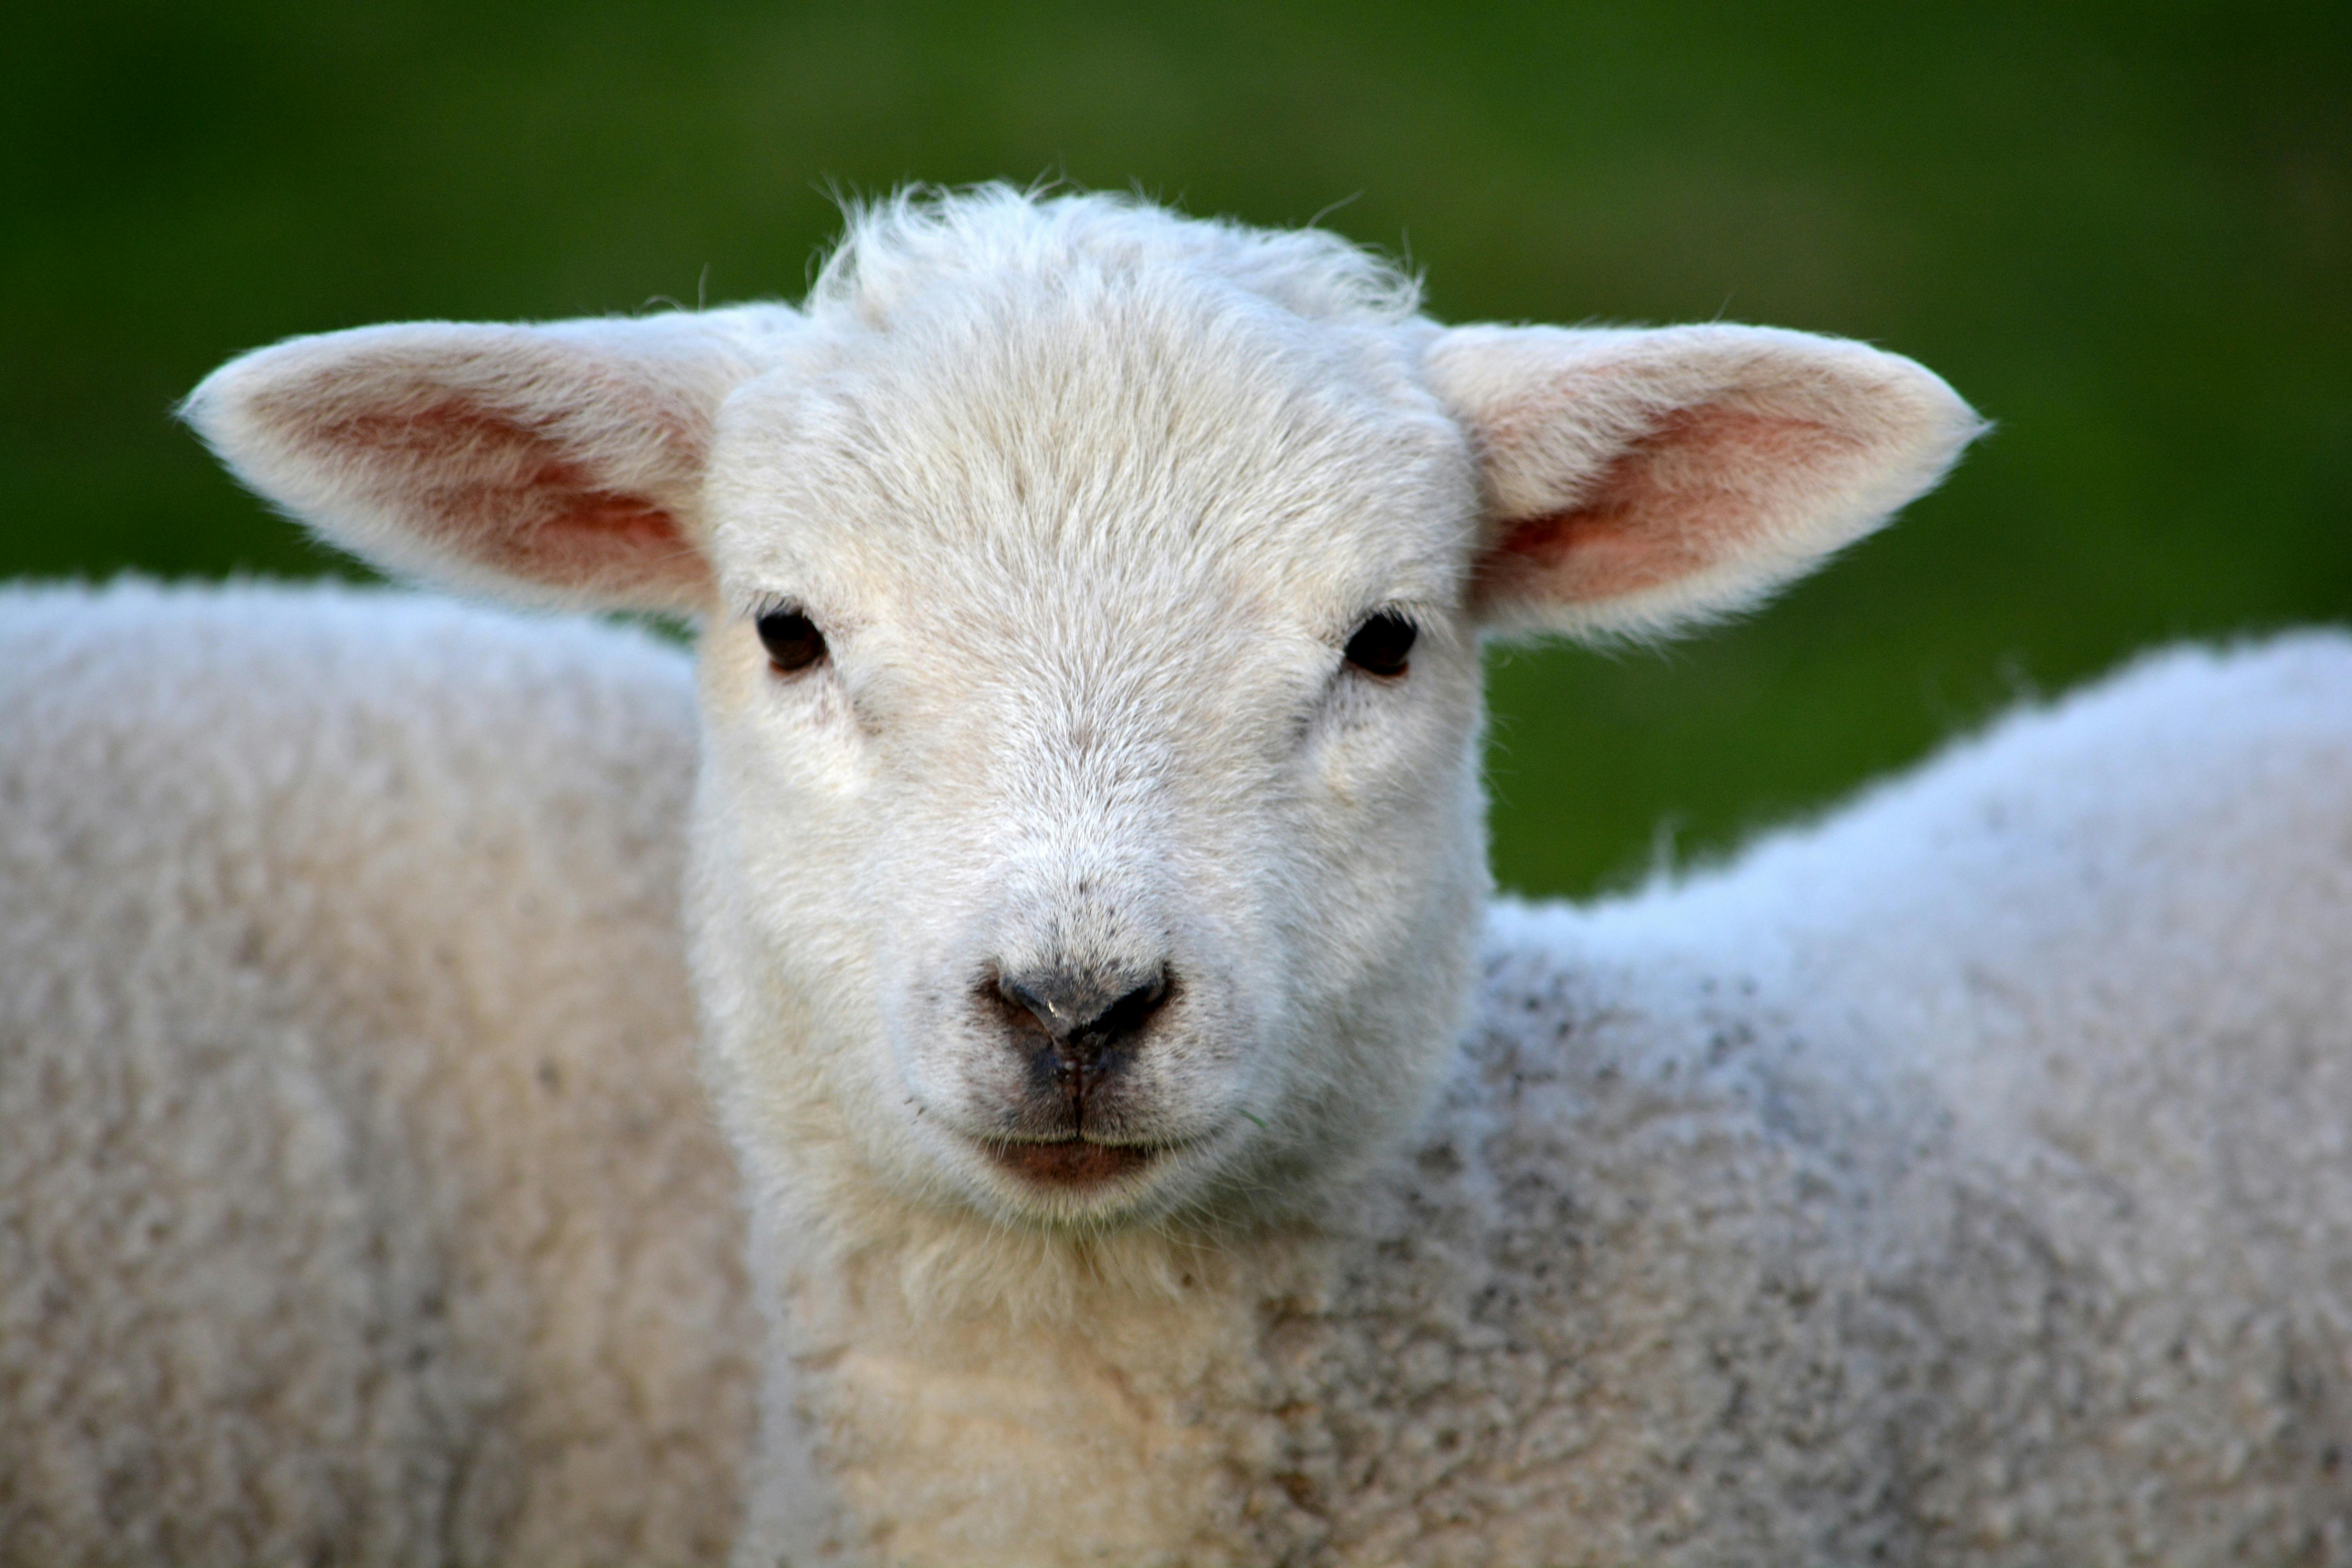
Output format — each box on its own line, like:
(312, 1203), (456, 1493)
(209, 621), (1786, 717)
(994, 965), (1171, 1065)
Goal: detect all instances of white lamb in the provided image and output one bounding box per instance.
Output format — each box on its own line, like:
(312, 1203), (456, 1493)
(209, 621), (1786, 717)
(11, 184), (2352, 1564)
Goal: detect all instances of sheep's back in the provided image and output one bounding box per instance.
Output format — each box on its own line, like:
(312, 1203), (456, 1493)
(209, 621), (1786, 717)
(1260, 634), (2352, 1566)
(0, 583), (751, 1567)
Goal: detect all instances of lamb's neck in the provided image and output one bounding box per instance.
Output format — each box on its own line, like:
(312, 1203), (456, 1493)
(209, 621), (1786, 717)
(748, 1192), (1342, 1567)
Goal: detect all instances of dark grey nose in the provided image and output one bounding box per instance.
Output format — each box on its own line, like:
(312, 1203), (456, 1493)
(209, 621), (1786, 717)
(993, 965), (1171, 1073)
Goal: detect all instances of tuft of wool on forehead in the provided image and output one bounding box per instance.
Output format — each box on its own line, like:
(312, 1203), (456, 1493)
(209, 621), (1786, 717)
(805, 184), (1426, 331)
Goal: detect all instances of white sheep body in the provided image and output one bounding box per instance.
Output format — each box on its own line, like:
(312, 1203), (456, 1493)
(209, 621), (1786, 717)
(1324, 630), (2352, 1564)
(7, 582), (2350, 1564)
(745, 630), (2352, 1566)
(0, 582), (753, 1566)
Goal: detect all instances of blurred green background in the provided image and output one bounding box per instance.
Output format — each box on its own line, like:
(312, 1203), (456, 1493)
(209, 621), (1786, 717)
(6, 0), (2347, 895)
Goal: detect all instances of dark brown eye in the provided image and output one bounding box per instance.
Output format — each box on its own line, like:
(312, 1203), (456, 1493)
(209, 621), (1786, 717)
(756, 608), (826, 673)
(1343, 612), (1417, 678)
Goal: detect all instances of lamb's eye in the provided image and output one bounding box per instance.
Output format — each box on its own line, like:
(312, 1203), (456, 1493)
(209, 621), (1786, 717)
(756, 608), (827, 674)
(1343, 613), (1417, 679)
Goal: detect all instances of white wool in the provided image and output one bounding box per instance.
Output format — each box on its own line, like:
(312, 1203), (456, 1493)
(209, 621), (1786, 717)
(0, 582), (753, 1565)
(721, 636), (2352, 1568)
(16, 187), (2348, 1564)
(807, 185), (1426, 332)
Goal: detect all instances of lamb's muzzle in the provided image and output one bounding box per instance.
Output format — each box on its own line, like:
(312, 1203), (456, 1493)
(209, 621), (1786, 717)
(983, 959), (1185, 1166)
(993, 962), (1170, 1049)
(994, 962), (1172, 1073)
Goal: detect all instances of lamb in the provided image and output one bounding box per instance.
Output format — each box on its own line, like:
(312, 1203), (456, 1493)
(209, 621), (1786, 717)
(0, 583), (755, 1563)
(11, 183), (2350, 1564)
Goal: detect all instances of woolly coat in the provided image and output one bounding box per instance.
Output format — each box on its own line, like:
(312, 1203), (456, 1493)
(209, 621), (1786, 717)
(1225, 629), (2352, 1564)
(7, 581), (2351, 1564)
(0, 583), (752, 1566)
(741, 629), (2352, 1567)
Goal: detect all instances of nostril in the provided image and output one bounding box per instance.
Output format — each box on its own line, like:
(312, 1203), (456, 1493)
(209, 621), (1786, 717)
(1092, 971), (1170, 1043)
(992, 965), (1173, 1053)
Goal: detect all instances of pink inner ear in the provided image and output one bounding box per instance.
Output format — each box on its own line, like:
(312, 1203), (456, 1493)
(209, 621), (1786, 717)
(1476, 402), (1859, 608)
(313, 397), (702, 597)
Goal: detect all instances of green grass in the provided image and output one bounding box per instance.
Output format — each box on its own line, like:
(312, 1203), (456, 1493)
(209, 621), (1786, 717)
(5, 0), (2345, 894)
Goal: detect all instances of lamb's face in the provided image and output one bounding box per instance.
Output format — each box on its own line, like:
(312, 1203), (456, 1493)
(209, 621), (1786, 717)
(690, 288), (1493, 1225)
(182, 189), (1980, 1236)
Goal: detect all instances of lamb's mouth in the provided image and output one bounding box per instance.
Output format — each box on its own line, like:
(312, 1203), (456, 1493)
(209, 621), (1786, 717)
(983, 1138), (1161, 1187)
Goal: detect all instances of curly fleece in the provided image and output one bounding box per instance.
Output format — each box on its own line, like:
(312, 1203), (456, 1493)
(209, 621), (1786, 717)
(7, 583), (2352, 1564)
(0, 582), (751, 1566)
(748, 631), (2352, 1566)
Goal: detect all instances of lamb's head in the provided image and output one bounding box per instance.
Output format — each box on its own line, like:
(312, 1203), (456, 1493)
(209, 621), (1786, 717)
(186, 187), (1980, 1236)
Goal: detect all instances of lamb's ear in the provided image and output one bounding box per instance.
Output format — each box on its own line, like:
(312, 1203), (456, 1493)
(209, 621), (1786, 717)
(181, 305), (803, 611)
(1425, 323), (1984, 641)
